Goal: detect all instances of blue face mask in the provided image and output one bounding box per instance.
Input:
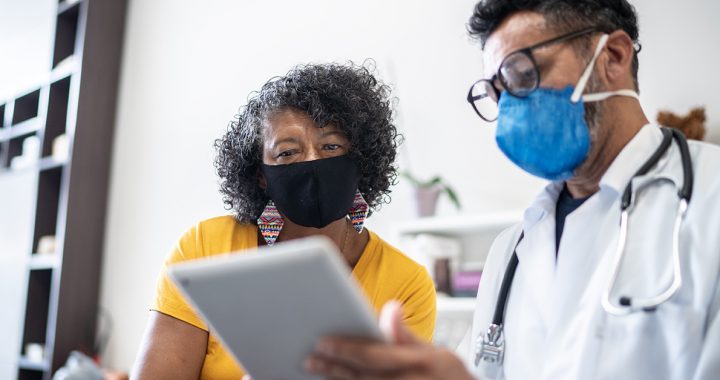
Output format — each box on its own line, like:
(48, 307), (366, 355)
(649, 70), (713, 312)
(496, 86), (590, 181)
(495, 34), (639, 181)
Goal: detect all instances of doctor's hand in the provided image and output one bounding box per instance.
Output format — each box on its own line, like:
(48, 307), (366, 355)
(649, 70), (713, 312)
(305, 301), (476, 380)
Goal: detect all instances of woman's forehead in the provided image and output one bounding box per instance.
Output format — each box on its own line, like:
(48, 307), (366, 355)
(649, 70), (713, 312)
(265, 108), (315, 128)
(263, 109), (344, 138)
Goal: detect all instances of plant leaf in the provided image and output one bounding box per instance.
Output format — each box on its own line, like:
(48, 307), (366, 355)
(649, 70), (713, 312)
(443, 186), (461, 210)
(426, 176), (443, 187)
(399, 171), (422, 187)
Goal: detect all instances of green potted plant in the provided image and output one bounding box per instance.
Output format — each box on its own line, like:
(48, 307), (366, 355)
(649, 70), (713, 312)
(400, 171), (461, 217)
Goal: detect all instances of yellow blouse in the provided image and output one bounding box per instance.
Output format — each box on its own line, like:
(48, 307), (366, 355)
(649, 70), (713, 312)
(151, 215), (436, 379)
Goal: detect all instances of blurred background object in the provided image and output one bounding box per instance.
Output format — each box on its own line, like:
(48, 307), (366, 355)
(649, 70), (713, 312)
(401, 172), (462, 217)
(657, 107), (707, 141)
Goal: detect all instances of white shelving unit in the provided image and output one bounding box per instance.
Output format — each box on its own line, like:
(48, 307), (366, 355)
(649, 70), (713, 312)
(394, 211), (523, 266)
(436, 295), (477, 312)
(435, 296), (477, 358)
(392, 211), (523, 350)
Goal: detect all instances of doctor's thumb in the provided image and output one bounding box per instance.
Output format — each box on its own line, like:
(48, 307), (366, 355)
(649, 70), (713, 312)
(379, 300), (418, 345)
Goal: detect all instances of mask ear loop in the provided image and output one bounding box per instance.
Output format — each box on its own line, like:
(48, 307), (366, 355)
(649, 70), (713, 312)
(582, 89), (639, 102)
(570, 34), (610, 103)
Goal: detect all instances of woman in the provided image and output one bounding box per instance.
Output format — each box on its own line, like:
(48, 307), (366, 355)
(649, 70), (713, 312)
(132, 63), (436, 379)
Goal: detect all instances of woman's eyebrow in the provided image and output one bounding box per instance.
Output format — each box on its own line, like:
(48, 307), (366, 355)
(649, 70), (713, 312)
(320, 130), (347, 138)
(270, 137), (299, 149)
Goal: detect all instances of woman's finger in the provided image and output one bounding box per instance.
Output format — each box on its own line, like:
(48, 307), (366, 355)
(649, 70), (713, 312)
(312, 340), (434, 372)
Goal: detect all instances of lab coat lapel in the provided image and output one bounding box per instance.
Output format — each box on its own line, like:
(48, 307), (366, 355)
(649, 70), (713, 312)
(515, 183), (562, 327)
(549, 199), (598, 321)
(516, 181), (622, 379)
(551, 190), (619, 325)
(540, 190), (622, 378)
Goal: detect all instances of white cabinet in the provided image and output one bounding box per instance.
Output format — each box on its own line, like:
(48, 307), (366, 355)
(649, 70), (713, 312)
(392, 211), (522, 352)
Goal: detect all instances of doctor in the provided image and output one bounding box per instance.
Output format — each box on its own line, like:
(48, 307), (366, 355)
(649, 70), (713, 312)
(305, 0), (720, 379)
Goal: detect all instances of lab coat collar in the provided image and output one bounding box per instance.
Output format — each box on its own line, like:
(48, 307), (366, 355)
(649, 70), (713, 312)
(522, 123), (667, 233)
(523, 181), (563, 232)
(631, 126), (685, 191)
(600, 123), (665, 195)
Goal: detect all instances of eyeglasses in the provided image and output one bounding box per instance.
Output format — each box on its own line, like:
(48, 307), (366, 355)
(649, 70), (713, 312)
(467, 27), (600, 122)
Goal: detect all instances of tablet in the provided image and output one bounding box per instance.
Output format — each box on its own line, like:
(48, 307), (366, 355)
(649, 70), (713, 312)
(167, 235), (384, 380)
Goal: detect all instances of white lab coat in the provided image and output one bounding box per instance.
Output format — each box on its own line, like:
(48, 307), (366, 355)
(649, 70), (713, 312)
(470, 124), (720, 380)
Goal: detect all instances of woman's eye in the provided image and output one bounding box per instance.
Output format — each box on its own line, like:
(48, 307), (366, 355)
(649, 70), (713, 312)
(324, 144), (342, 151)
(277, 150), (294, 158)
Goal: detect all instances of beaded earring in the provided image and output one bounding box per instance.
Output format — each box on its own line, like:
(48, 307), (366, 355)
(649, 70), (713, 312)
(257, 200), (284, 246)
(348, 191), (369, 233)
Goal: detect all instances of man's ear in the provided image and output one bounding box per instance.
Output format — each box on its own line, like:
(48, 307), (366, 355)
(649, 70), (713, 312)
(602, 30), (636, 89)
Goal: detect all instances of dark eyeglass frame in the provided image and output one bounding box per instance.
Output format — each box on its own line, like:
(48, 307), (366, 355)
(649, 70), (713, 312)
(467, 26), (600, 122)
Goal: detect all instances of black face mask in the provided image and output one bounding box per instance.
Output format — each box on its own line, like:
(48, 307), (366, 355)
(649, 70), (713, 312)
(261, 155), (360, 229)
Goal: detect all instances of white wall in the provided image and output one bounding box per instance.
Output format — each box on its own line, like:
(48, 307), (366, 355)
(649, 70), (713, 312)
(2, 0), (718, 373)
(0, 0), (53, 99)
(634, 0), (720, 142)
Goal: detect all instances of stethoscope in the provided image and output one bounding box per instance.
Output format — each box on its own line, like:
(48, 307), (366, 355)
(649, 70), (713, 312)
(475, 128), (694, 375)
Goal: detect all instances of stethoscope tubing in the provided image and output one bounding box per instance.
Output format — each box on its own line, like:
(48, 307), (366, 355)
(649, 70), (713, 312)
(603, 128), (692, 314)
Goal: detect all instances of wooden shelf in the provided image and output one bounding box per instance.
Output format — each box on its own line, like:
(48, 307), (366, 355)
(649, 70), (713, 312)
(2, 1), (127, 377)
(28, 254), (59, 270)
(437, 296), (477, 313)
(52, 0), (81, 68)
(17, 357), (50, 372)
(20, 270), (52, 373)
(38, 157), (67, 171)
(394, 211), (523, 236)
(43, 77), (71, 157)
(50, 58), (77, 83)
(0, 118), (43, 142)
(0, 84), (43, 111)
(0, 165), (35, 176)
(0, 157), (67, 177)
(57, 0), (82, 16)
(0, 62), (75, 110)
(11, 89), (42, 127)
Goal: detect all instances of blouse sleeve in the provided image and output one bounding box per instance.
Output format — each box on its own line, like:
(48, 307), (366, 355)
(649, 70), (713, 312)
(400, 266), (437, 342)
(150, 223), (208, 331)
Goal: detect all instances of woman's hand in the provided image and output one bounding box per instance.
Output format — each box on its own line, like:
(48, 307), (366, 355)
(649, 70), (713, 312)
(305, 301), (476, 380)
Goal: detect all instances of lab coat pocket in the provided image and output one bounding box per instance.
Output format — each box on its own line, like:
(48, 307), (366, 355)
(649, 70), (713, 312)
(595, 302), (705, 380)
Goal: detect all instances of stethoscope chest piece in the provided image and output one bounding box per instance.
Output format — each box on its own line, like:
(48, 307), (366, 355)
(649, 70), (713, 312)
(475, 323), (505, 379)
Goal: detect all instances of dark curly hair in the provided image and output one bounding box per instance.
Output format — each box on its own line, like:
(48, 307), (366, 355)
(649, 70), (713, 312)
(214, 62), (402, 224)
(468, 0), (641, 90)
